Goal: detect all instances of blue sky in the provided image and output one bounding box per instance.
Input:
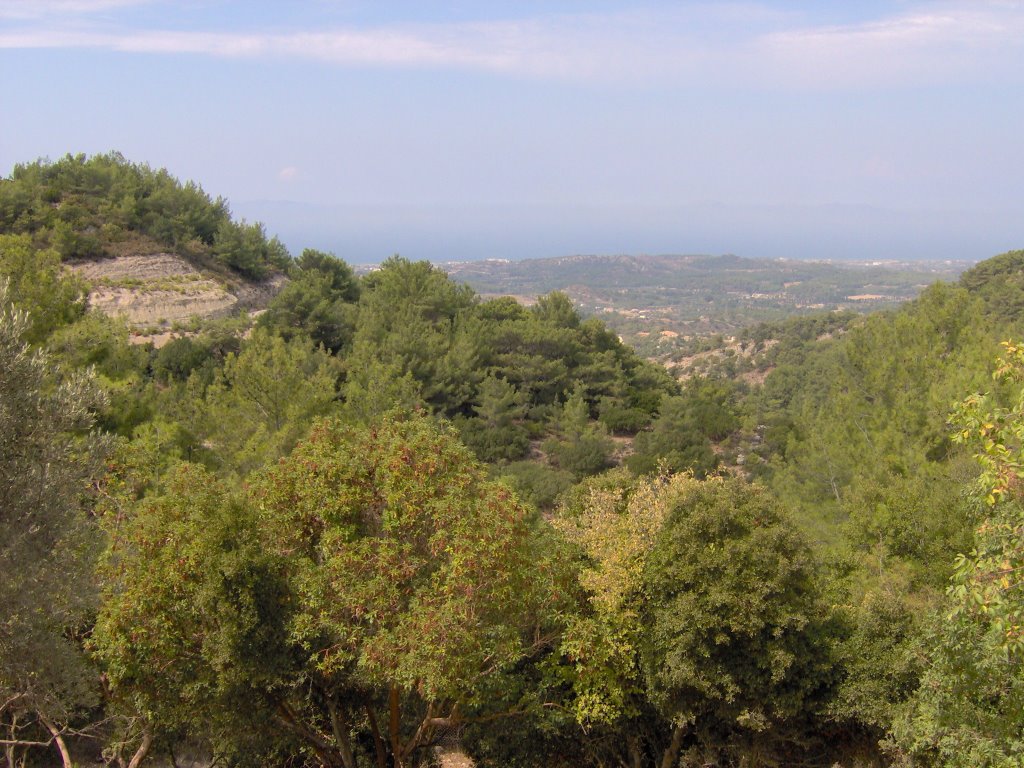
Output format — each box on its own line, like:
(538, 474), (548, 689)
(1, 0), (1022, 263)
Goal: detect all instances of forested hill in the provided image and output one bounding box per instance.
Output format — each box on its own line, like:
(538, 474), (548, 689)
(3, 153), (1024, 768)
(443, 252), (966, 349)
(0, 152), (289, 279)
(748, 248), (1024, 522)
(446, 251), (960, 300)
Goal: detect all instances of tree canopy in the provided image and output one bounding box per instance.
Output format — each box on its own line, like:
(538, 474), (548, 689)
(8, 152), (1024, 768)
(0, 286), (109, 767)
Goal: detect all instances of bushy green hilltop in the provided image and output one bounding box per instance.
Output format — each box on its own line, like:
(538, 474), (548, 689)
(3, 153), (1024, 767)
(0, 151), (289, 279)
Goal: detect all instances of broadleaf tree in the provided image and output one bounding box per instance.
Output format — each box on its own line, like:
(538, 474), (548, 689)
(0, 287), (108, 768)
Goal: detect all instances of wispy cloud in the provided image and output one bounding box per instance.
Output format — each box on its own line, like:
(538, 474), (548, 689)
(2, 1), (1023, 89)
(0, 13), (672, 77)
(760, 2), (1024, 86)
(0, 0), (150, 20)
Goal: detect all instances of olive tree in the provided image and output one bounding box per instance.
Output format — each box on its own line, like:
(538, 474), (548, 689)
(0, 287), (108, 768)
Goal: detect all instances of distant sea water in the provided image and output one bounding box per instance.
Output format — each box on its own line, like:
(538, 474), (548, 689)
(233, 200), (1016, 266)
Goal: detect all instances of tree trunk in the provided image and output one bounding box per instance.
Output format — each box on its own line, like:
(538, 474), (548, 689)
(627, 734), (643, 768)
(36, 713), (71, 768)
(326, 698), (358, 768)
(659, 724), (687, 768)
(275, 702), (344, 768)
(126, 726), (154, 768)
(364, 704), (387, 768)
(400, 703), (437, 767)
(388, 687), (403, 768)
(5, 714), (17, 768)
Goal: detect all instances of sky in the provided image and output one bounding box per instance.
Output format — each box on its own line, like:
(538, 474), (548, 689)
(1, 0), (1022, 264)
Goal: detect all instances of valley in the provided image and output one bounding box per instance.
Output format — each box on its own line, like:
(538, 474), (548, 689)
(1, 152), (1020, 768)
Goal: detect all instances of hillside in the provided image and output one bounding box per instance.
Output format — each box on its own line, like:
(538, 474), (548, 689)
(0, 153), (289, 340)
(5, 153), (1024, 768)
(0, 155), (966, 349)
(442, 253), (966, 358)
(68, 250), (284, 344)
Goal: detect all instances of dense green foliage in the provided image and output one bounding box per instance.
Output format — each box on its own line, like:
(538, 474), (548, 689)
(4, 152), (1024, 767)
(0, 152), (289, 277)
(0, 286), (109, 766)
(627, 377), (739, 476)
(257, 248), (360, 352)
(641, 479), (824, 734)
(93, 414), (545, 768)
(890, 340), (1024, 768)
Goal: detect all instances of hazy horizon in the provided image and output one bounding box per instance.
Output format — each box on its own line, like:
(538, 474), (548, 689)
(232, 198), (1010, 265)
(3, 1), (1022, 264)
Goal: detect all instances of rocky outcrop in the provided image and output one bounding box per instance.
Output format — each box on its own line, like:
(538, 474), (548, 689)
(68, 253), (286, 344)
